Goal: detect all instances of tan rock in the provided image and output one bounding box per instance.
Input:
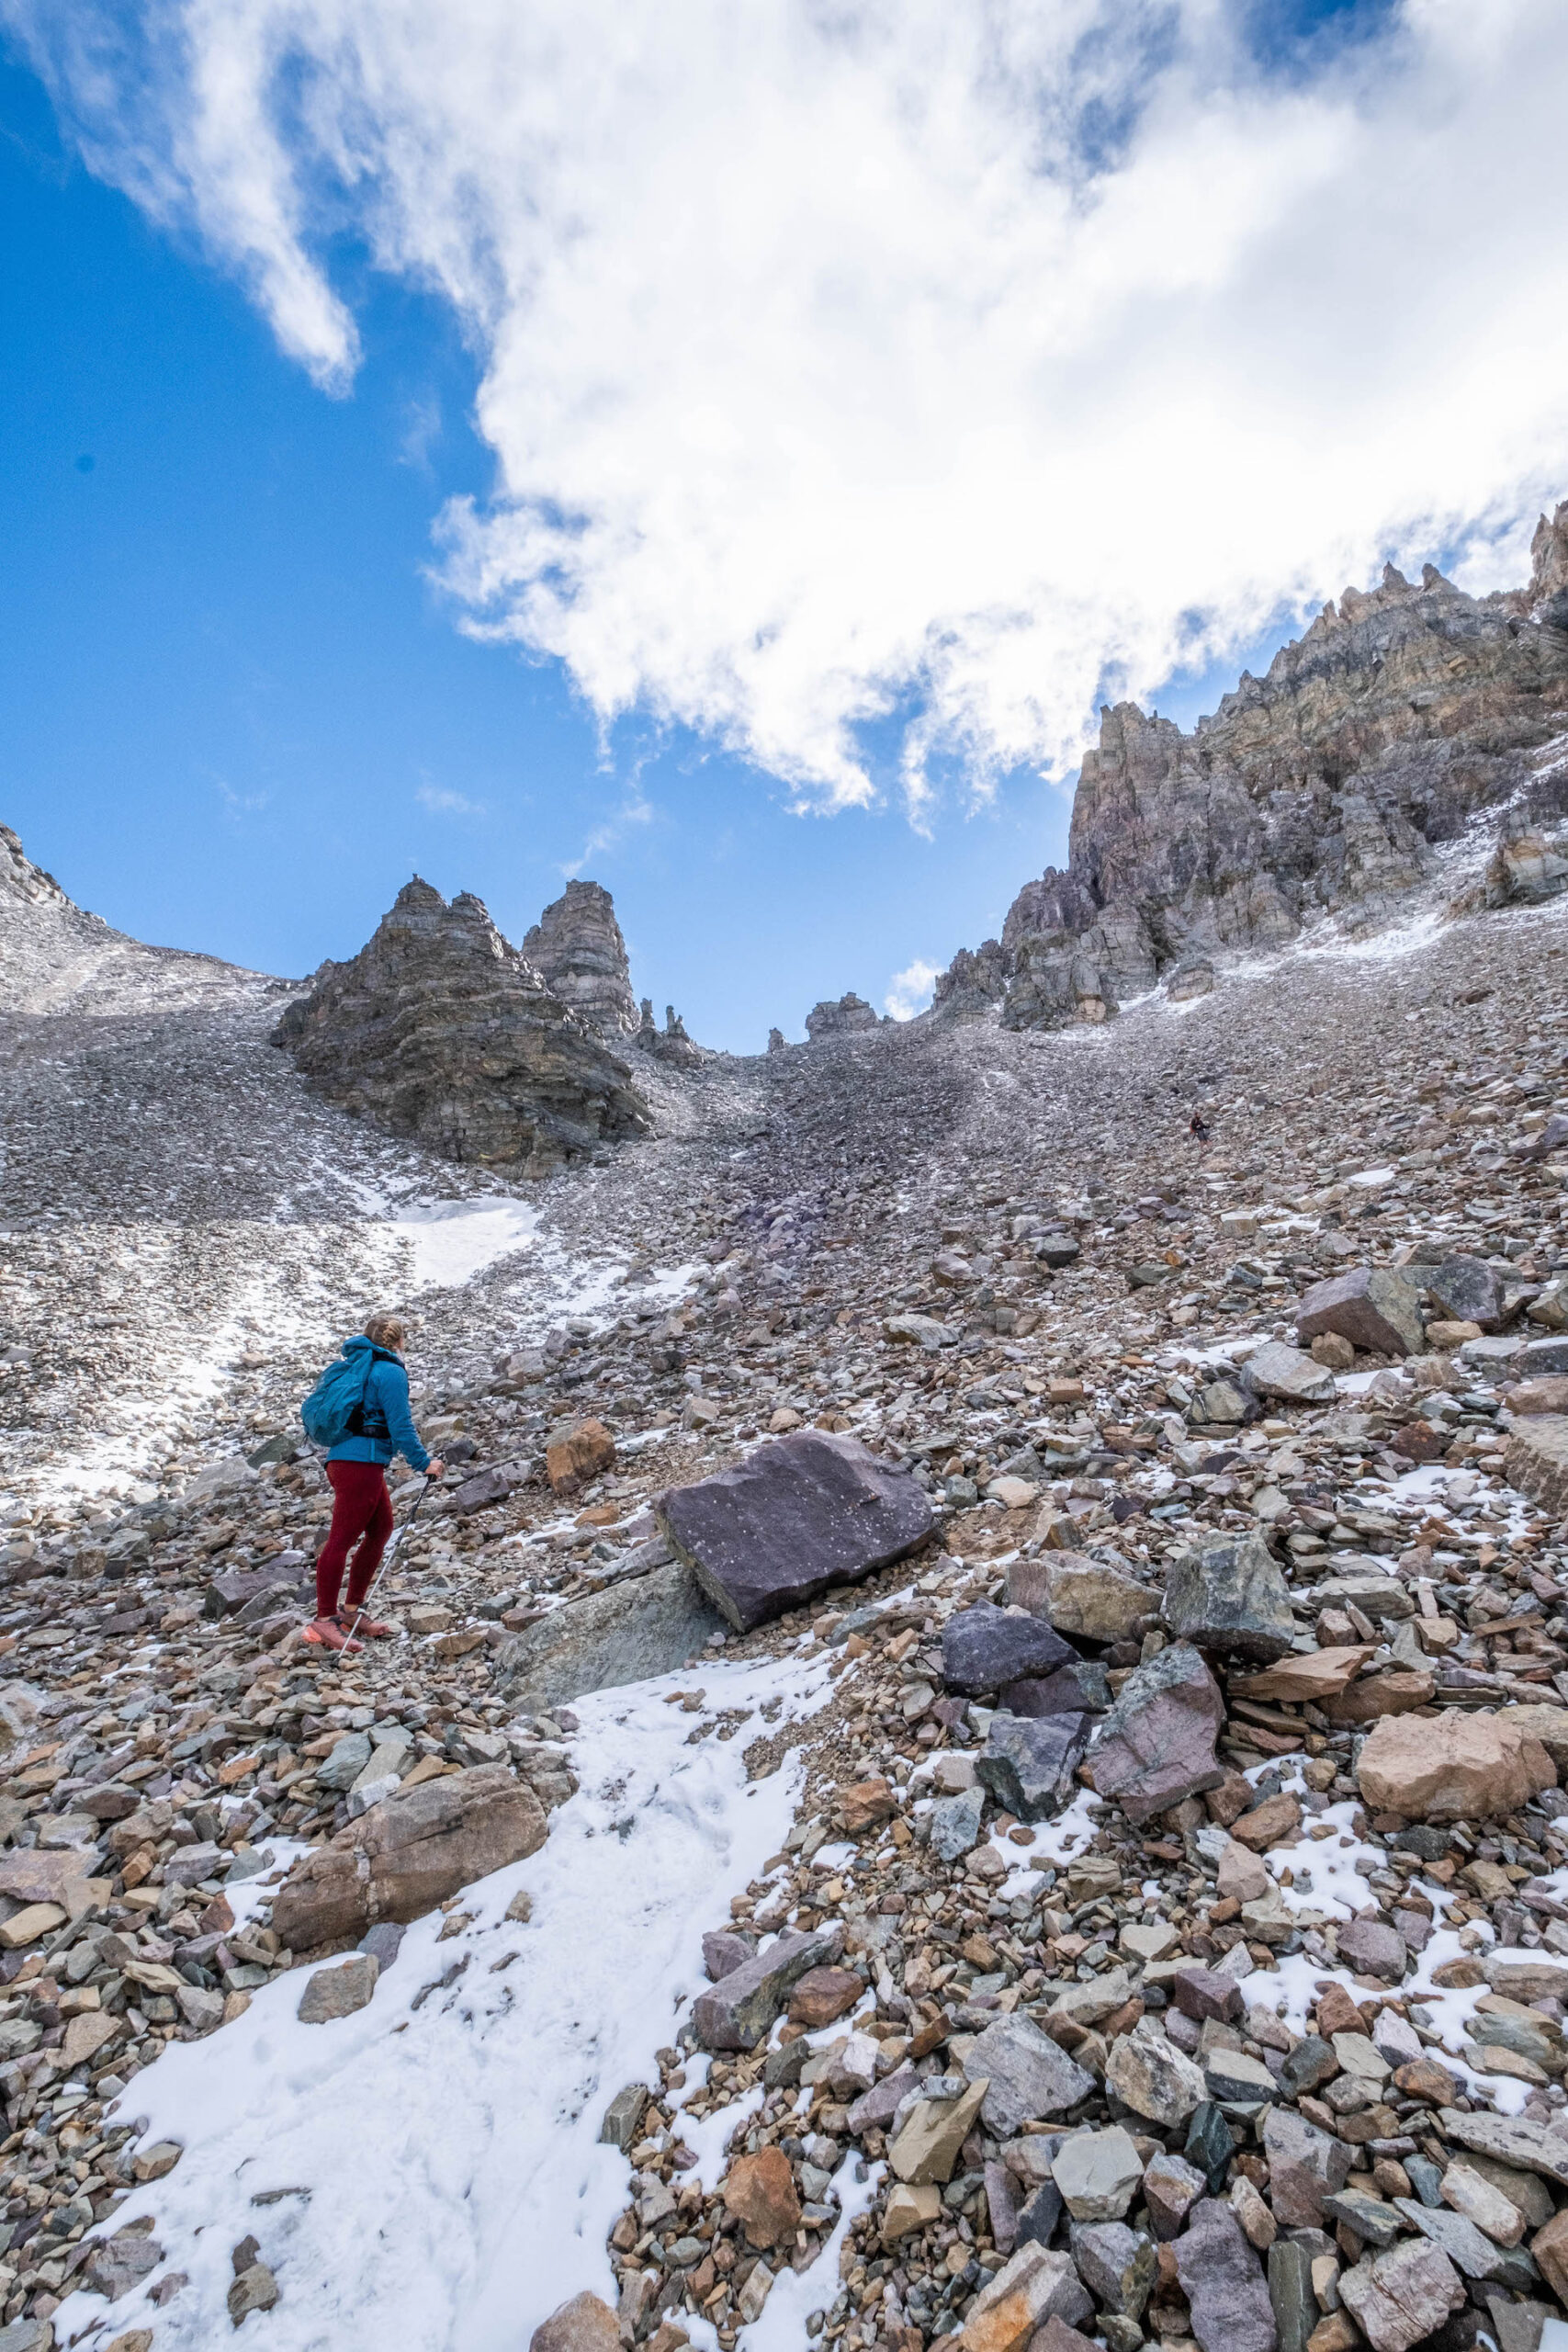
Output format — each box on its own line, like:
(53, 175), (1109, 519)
(1356, 1708), (1556, 1821)
(1530, 2207), (1568, 2303)
(1231, 1646), (1375, 1704)
(1010, 1552), (1155, 1644)
(1503, 1413), (1568, 1520)
(888, 2077), (989, 2184)
(1319, 1668), (1436, 1725)
(839, 1777), (897, 1834)
(529, 2290), (622, 2352)
(1230, 1792), (1302, 1851)
(1497, 1703), (1568, 1762)
(545, 1416), (616, 1494)
(722, 2145), (802, 2248)
(62, 2010), (121, 2068)
(1338, 2239), (1464, 2352)
(1217, 1840), (1271, 1901)
(271, 1764), (547, 1950)
(883, 2181), (942, 2242)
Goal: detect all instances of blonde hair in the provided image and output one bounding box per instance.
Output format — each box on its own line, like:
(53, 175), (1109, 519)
(364, 1313), (407, 1351)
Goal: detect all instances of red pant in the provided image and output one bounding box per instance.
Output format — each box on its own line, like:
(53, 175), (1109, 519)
(316, 1461), (394, 1618)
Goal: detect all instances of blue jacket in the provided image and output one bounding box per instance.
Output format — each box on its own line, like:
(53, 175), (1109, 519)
(326, 1336), (432, 1474)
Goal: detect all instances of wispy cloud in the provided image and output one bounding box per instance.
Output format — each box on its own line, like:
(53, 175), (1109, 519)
(12, 0), (1568, 816)
(885, 959), (942, 1022)
(212, 775), (268, 819)
(416, 783), (484, 817)
(399, 392), (442, 473)
(561, 785), (654, 879)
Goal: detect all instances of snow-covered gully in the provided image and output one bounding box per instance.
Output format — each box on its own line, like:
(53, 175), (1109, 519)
(51, 1652), (836, 2349)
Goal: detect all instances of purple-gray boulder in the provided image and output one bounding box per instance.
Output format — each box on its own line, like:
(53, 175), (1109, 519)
(942, 1603), (1077, 1695)
(655, 1431), (932, 1632)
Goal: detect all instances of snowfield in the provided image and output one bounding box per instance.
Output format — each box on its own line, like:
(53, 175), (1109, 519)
(52, 1649), (837, 2350)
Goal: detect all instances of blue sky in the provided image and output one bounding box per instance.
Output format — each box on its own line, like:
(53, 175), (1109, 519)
(3, 3), (1563, 1051)
(0, 49), (1079, 1046)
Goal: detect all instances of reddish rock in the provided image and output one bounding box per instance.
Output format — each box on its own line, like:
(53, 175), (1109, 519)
(530, 2291), (622, 2352)
(1229, 1793), (1302, 1852)
(545, 1417), (616, 1495)
(840, 1778), (897, 1834)
(788, 1964), (863, 2026)
(1357, 1709), (1556, 1822)
(723, 2145), (802, 2248)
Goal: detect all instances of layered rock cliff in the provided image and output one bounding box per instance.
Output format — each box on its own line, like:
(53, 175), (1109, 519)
(937, 501), (1568, 1027)
(272, 878), (651, 1172)
(521, 879), (637, 1035)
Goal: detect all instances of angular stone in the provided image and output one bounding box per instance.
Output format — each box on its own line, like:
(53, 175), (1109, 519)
(1071, 2222), (1156, 2318)
(1175, 2196), (1279, 2352)
(964, 2245), (1094, 2350)
(1230, 1792), (1302, 1850)
(1437, 2112), (1568, 2190)
(297, 1951), (378, 2023)
(1338, 2240), (1465, 2352)
(930, 1785), (987, 1859)
(887, 2077), (990, 2185)
(1052, 2127), (1145, 2221)
(1087, 1641), (1225, 1823)
(1162, 1530), (1297, 1661)
(999, 1659), (1110, 1718)
(656, 1431), (932, 1632)
(1441, 2165), (1526, 2247)
(1241, 1341), (1338, 1406)
(942, 1603), (1077, 1694)
(1427, 1257), (1506, 1332)
(840, 1777), (897, 1834)
(85, 2228), (165, 2301)
(1357, 1710), (1556, 1822)
(316, 1731), (374, 1792)
(1232, 1646), (1376, 1705)
(722, 2146), (801, 2248)
(205, 1554), (310, 1621)
(544, 1417), (615, 1495)
(1395, 2199), (1532, 2283)
(1319, 1668), (1436, 1726)
(788, 1965), (861, 2026)
(883, 2181), (942, 2242)
(1204, 2044), (1278, 2107)
(1269, 2236), (1321, 2352)
(963, 2013), (1096, 2134)
(492, 1558), (724, 1714)
(271, 1764), (547, 1950)
(846, 2062), (919, 2138)
(1297, 1268), (1426, 1359)
(1530, 2208), (1568, 2302)
(1104, 2015), (1207, 2127)
(1174, 1965), (1245, 2024)
(1009, 1552), (1156, 1644)
(1144, 2149), (1207, 2238)
(529, 2291), (623, 2352)
(1264, 2104), (1353, 2227)
(976, 1711), (1091, 1821)
(691, 1924), (844, 2051)
(599, 2082), (649, 2151)
(1504, 1416), (1568, 1521)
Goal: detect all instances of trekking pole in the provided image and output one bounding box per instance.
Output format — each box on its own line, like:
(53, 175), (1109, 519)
(340, 1472), (437, 1650)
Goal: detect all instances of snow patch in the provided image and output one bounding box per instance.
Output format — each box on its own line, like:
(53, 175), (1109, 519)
(62, 1647), (836, 2350)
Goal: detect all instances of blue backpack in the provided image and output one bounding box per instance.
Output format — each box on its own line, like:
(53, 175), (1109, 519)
(300, 1345), (392, 1449)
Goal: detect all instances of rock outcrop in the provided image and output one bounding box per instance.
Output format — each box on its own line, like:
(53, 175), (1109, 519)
(520, 879), (637, 1035)
(936, 503), (1568, 1027)
(633, 997), (706, 1069)
(272, 877), (651, 1173)
(807, 991), (882, 1040)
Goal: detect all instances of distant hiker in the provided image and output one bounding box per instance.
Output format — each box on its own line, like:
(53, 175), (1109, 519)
(299, 1313), (444, 1652)
(1189, 1111), (1211, 1146)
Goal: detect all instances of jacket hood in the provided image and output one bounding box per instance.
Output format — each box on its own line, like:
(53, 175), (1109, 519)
(342, 1334), (401, 1362)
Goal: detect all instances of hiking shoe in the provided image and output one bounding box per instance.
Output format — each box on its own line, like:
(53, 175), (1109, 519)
(302, 1615), (362, 1653)
(343, 1612), (395, 1640)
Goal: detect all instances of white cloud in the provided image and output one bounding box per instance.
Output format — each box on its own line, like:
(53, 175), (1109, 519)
(561, 785), (654, 880)
(11, 0), (1568, 813)
(416, 783), (483, 816)
(885, 959), (942, 1022)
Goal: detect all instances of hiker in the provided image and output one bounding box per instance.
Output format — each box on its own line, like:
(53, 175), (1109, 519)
(302, 1313), (444, 1652)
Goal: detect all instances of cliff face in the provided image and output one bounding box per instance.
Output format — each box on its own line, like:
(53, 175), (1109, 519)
(272, 878), (651, 1173)
(938, 502), (1568, 1027)
(522, 879), (637, 1035)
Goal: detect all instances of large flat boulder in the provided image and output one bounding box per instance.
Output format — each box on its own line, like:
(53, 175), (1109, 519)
(1297, 1267), (1425, 1358)
(270, 1764), (547, 1951)
(1086, 1643), (1224, 1823)
(1357, 1709), (1556, 1822)
(491, 1559), (723, 1713)
(655, 1431), (932, 1632)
